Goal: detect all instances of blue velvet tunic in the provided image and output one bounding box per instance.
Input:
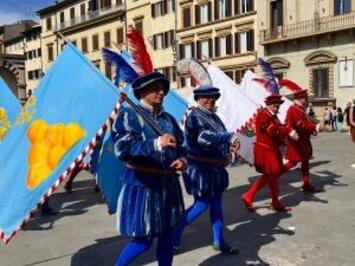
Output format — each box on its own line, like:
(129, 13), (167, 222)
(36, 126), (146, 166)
(183, 106), (232, 198)
(113, 103), (185, 238)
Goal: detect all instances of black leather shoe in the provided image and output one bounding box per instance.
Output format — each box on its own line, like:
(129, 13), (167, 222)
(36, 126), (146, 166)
(41, 204), (58, 215)
(213, 243), (239, 255)
(173, 245), (182, 254)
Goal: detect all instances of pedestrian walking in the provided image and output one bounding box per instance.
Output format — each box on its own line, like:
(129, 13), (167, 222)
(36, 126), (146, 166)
(337, 107), (344, 132)
(173, 85), (240, 255)
(323, 108), (331, 132)
(113, 72), (187, 266)
(280, 79), (324, 192)
(242, 94), (298, 212)
(344, 102), (352, 135)
(331, 106), (337, 131)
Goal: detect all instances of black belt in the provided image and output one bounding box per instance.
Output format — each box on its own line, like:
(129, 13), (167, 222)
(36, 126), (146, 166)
(126, 163), (176, 176)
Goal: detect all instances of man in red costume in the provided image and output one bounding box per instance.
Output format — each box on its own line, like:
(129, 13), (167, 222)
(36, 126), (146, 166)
(280, 79), (324, 192)
(242, 94), (298, 212)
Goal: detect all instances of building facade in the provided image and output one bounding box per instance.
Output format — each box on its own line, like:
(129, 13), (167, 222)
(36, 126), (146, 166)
(37, 0), (125, 80)
(258, 0), (355, 115)
(23, 25), (43, 95)
(0, 20), (35, 102)
(176, 0), (257, 87)
(126, 0), (177, 86)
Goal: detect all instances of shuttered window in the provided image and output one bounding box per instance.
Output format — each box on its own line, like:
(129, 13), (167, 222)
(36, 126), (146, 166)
(92, 34), (99, 51)
(81, 37), (88, 53)
(313, 69), (329, 98)
(117, 28), (124, 44)
(183, 7), (191, 27)
(104, 31), (111, 47)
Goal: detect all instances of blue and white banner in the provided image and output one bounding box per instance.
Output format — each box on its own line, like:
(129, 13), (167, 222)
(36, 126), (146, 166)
(0, 43), (119, 243)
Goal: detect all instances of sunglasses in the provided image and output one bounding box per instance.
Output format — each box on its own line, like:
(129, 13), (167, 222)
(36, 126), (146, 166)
(201, 95), (218, 100)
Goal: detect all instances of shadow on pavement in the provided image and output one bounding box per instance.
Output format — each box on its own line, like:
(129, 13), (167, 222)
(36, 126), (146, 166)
(69, 160), (345, 265)
(24, 175), (104, 232)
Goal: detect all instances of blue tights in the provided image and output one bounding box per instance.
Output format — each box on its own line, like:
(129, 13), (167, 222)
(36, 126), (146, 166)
(115, 230), (173, 266)
(173, 194), (224, 247)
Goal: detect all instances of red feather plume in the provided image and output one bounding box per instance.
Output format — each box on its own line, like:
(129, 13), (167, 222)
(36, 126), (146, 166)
(252, 78), (268, 86)
(279, 78), (303, 92)
(126, 26), (153, 76)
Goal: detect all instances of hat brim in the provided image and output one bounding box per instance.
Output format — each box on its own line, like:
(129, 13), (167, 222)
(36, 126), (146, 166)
(265, 99), (284, 105)
(194, 92), (221, 101)
(133, 78), (170, 99)
(265, 95), (284, 105)
(293, 90), (309, 99)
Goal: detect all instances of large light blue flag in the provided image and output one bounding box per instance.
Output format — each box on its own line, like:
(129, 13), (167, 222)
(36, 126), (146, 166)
(0, 43), (119, 243)
(0, 77), (21, 141)
(95, 49), (189, 214)
(94, 130), (126, 214)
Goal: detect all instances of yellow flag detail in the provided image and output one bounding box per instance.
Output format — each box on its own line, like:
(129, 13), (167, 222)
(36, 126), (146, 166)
(27, 119), (86, 189)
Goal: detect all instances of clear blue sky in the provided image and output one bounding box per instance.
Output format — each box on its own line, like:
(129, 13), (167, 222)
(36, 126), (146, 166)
(0, 0), (55, 25)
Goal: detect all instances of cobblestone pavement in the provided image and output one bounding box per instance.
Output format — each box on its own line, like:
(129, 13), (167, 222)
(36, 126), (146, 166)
(1, 132), (354, 266)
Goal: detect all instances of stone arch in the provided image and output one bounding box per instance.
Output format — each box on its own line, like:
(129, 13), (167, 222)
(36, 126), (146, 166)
(304, 50), (337, 66)
(266, 57), (290, 70)
(0, 56), (26, 101)
(0, 66), (18, 98)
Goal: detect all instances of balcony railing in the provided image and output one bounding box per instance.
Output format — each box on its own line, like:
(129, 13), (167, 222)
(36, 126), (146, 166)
(54, 4), (124, 31)
(260, 11), (355, 44)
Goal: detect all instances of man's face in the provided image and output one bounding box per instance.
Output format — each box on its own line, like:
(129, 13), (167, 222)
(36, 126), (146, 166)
(139, 82), (165, 106)
(267, 102), (281, 114)
(297, 97), (308, 107)
(198, 95), (218, 111)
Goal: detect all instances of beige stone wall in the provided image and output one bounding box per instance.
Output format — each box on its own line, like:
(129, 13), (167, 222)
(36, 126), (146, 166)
(5, 40), (24, 55)
(177, 0), (258, 86)
(40, 0), (125, 79)
(126, 0), (176, 85)
(25, 33), (42, 93)
(258, 0), (355, 116)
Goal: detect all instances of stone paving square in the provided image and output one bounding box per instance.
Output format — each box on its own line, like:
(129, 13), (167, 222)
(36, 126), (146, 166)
(0, 132), (354, 266)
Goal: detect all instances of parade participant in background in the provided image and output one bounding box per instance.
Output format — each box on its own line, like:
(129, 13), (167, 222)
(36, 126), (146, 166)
(64, 160), (97, 193)
(344, 102), (352, 135)
(41, 199), (58, 215)
(173, 85), (240, 255)
(349, 100), (355, 168)
(113, 72), (187, 266)
(242, 94), (298, 212)
(280, 79), (324, 192)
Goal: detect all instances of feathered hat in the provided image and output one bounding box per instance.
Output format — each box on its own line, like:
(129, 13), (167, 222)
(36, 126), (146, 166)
(126, 26), (169, 99)
(255, 58), (284, 105)
(193, 85), (221, 101)
(278, 78), (308, 99)
(175, 58), (217, 101)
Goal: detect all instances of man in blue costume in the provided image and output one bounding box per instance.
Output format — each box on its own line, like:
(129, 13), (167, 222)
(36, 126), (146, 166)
(113, 72), (187, 266)
(173, 85), (239, 255)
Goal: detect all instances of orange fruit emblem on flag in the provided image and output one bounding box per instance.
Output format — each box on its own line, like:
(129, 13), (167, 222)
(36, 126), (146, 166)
(27, 119), (86, 189)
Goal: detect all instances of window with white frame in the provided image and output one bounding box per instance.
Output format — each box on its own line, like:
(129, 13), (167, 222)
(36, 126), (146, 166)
(184, 43), (193, 58)
(240, 0), (253, 13)
(201, 40), (209, 58)
(240, 32), (247, 53)
(155, 2), (163, 17)
(219, 0), (227, 19)
(219, 36), (227, 56)
(156, 34), (163, 49)
(334, 0), (351, 15)
(167, 0), (175, 12)
(200, 4), (209, 23)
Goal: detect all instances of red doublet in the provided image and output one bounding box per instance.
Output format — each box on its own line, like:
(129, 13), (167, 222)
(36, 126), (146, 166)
(254, 108), (292, 176)
(285, 104), (316, 162)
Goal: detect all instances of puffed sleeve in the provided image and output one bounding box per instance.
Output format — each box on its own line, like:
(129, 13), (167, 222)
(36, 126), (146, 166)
(112, 107), (158, 162)
(186, 111), (232, 150)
